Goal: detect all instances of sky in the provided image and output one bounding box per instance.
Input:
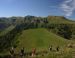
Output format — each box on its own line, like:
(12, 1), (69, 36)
(0, 0), (75, 20)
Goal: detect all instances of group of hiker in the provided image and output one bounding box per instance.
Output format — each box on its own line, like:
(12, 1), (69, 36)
(9, 45), (60, 58)
(9, 47), (36, 57)
(49, 45), (60, 52)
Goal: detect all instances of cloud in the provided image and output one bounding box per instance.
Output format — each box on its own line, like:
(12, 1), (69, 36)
(60, 0), (75, 17)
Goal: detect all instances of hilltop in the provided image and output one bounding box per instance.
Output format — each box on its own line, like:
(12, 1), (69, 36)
(15, 28), (70, 52)
(47, 16), (75, 24)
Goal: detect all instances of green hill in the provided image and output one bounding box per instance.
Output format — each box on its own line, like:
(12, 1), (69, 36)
(15, 28), (70, 52)
(47, 16), (75, 24)
(0, 16), (75, 57)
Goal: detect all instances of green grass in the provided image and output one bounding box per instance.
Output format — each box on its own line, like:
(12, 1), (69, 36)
(47, 16), (75, 24)
(0, 28), (75, 58)
(15, 28), (70, 52)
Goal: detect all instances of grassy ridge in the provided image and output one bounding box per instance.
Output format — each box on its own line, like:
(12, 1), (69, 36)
(0, 25), (15, 36)
(15, 28), (70, 52)
(47, 16), (75, 24)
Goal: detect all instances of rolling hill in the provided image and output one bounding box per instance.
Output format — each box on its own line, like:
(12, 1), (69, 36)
(47, 16), (75, 24)
(15, 28), (70, 52)
(0, 16), (75, 58)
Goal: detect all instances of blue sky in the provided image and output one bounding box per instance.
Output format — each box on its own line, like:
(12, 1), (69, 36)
(0, 0), (75, 20)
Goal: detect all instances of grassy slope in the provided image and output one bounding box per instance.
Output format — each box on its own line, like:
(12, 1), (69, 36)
(16, 28), (70, 52)
(0, 25), (15, 36)
(47, 16), (75, 24)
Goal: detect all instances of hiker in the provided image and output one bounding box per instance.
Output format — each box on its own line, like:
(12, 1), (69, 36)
(56, 46), (59, 51)
(49, 45), (52, 51)
(31, 48), (36, 57)
(10, 46), (15, 57)
(20, 47), (25, 58)
(67, 43), (73, 48)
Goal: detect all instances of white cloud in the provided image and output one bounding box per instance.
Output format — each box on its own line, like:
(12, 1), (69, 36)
(60, 0), (75, 17)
